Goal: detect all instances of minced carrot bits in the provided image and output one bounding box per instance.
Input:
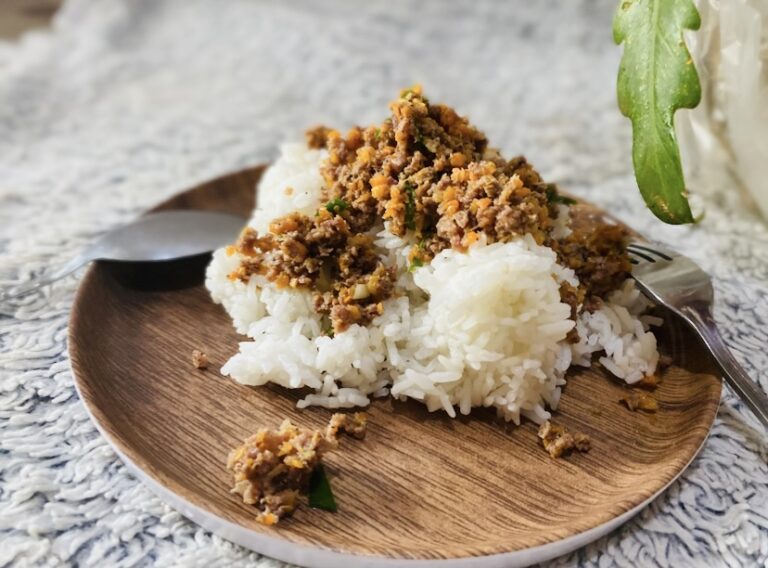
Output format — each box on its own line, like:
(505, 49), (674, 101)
(441, 199), (460, 216)
(274, 273), (290, 288)
(260, 513), (278, 526)
(462, 231), (479, 248)
(371, 184), (389, 200)
(370, 173), (388, 186)
(356, 146), (374, 163)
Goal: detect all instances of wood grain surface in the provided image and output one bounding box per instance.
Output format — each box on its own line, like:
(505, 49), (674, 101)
(69, 166), (722, 561)
(0, 0), (62, 40)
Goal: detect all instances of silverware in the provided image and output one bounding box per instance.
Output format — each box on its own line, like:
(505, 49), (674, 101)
(1, 210), (246, 301)
(627, 241), (768, 429)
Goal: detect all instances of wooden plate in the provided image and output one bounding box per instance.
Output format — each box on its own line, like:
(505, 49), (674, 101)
(69, 166), (722, 568)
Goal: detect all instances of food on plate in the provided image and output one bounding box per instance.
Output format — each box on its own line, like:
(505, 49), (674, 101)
(619, 390), (658, 412)
(227, 413), (367, 524)
(635, 373), (660, 390)
(538, 421), (591, 459)
(191, 349), (209, 369)
(207, 86), (660, 425)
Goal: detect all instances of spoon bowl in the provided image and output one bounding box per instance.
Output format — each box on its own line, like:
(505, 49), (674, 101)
(90, 210), (247, 263)
(1, 210), (247, 301)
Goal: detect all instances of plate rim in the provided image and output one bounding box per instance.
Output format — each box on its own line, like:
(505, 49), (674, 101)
(68, 165), (723, 568)
(71, 362), (719, 568)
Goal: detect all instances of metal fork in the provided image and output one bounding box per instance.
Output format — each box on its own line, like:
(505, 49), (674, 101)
(627, 241), (768, 429)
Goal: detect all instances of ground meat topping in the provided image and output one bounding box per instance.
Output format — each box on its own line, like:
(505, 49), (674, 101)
(228, 209), (395, 332)
(553, 205), (631, 301)
(636, 373), (660, 390)
(227, 413), (367, 525)
(229, 86), (631, 329)
(191, 349), (208, 369)
(619, 390), (659, 412)
(305, 125), (334, 150)
(559, 282), (586, 342)
(538, 420), (591, 458)
(326, 412), (368, 439)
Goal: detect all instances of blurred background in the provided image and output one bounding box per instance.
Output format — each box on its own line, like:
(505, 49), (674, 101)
(0, 0), (62, 40)
(0, 0), (637, 232)
(2, 0), (765, 223)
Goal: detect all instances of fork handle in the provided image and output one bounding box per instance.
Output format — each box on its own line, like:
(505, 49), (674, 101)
(681, 304), (768, 429)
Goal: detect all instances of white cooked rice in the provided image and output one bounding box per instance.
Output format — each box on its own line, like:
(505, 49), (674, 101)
(205, 143), (659, 424)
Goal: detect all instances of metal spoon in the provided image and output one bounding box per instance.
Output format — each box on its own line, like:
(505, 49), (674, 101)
(1, 210), (247, 301)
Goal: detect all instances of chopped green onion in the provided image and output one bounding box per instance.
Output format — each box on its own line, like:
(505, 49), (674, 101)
(409, 257), (424, 272)
(404, 182), (416, 230)
(399, 88), (429, 105)
(325, 198), (349, 215)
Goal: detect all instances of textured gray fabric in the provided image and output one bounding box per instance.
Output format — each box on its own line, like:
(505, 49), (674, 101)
(1, 1), (767, 566)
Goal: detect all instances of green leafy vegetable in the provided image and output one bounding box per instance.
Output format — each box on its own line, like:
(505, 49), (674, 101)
(399, 87), (428, 105)
(308, 464), (337, 512)
(409, 257), (424, 272)
(403, 182), (416, 230)
(414, 126), (425, 145)
(404, 182), (417, 230)
(374, 128), (382, 141)
(613, 0), (701, 224)
(409, 239), (428, 271)
(325, 198), (349, 215)
(544, 185), (577, 206)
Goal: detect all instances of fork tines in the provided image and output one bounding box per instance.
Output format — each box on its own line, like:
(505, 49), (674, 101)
(627, 242), (674, 264)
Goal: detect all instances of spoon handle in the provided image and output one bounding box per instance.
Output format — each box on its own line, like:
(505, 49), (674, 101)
(0, 253), (93, 302)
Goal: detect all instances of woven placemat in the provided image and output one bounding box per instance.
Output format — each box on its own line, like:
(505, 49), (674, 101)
(1, 1), (766, 566)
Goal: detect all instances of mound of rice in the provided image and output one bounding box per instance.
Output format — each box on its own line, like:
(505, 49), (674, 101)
(206, 144), (659, 424)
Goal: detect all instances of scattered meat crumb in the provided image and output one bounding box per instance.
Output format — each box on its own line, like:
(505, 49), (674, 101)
(538, 421), (591, 458)
(227, 413), (367, 524)
(619, 390), (658, 412)
(636, 373), (659, 390)
(191, 349), (208, 369)
(326, 412), (367, 439)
